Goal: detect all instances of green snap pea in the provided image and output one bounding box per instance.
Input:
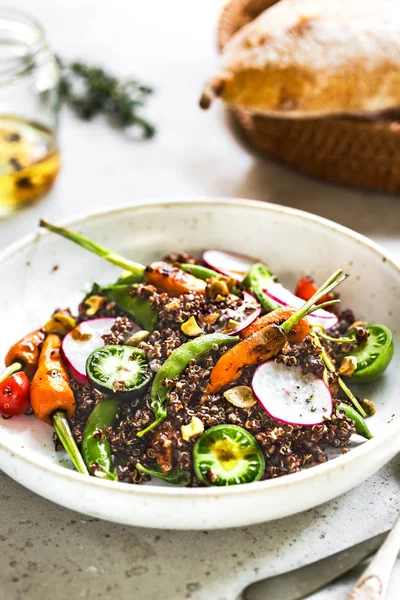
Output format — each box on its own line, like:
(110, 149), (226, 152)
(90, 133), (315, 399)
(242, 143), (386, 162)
(180, 263), (219, 281)
(242, 263), (279, 312)
(137, 333), (239, 437)
(81, 399), (119, 480)
(100, 284), (157, 332)
(338, 402), (373, 440)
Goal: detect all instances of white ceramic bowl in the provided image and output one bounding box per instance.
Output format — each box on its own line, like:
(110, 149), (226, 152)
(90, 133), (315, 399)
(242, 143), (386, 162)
(1, 198), (399, 530)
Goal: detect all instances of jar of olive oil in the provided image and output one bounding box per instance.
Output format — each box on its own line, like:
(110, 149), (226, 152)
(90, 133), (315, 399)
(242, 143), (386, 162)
(0, 10), (60, 216)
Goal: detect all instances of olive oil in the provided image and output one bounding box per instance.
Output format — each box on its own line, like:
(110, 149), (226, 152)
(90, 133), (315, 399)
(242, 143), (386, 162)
(0, 116), (60, 215)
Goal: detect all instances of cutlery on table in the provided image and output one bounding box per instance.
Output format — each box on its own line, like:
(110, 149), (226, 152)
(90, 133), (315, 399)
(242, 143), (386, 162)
(243, 531), (388, 600)
(346, 515), (400, 599)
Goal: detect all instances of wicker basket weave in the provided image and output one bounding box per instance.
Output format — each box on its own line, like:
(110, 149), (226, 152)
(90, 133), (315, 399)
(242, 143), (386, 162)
(218, 0), (400, 193)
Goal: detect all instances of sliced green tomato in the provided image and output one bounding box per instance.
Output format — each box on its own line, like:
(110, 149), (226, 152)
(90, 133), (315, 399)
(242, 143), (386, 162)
(193, 425), (265, 486)
(348, 324), (394, 383)
(86, 345), (152, 400)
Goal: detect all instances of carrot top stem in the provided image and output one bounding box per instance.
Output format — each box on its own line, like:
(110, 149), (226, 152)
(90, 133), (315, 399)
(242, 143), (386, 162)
(39, 220), (146, 277)
(281, 269), (348, 334)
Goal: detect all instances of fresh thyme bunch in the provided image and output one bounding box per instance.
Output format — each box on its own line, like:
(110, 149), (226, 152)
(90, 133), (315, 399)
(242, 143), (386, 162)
(57, 58), (156, 139)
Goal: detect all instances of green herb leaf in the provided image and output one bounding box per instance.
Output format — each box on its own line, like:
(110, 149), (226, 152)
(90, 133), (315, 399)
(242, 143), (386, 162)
(136, 464), (190, 485)
(57, 57), (156, 138)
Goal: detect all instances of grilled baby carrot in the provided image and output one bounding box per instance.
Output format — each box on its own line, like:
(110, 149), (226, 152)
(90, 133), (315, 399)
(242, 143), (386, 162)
(240, 306), (309, 344)
(207, 269), (347, 394)
(145, 261), (206, 296)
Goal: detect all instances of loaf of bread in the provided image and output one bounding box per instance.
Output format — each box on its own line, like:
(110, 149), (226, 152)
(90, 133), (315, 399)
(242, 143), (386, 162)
(200, 0), (400, 117)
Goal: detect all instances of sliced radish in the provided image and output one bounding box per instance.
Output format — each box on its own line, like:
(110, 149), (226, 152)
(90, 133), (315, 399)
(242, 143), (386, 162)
(252, 361), (333, 426)
(62, 318), (117, 384)
(228, 291), (262, 335)
(264, 282), (338, 330)
(216, 292), (261, 336)
(203, 249), (259, 282)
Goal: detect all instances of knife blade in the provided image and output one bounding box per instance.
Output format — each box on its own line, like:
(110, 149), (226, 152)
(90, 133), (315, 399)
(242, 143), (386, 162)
(243, 531), (389, 600)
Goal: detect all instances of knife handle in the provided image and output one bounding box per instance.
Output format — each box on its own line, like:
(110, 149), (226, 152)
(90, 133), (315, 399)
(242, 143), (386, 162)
(346, 515), (400, 600)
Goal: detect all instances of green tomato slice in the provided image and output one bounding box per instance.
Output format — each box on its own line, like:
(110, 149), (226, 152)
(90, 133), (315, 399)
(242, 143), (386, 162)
(193, 424), (265, 486)
(348, 324), (394, 383)
(86, 345), (152, 399)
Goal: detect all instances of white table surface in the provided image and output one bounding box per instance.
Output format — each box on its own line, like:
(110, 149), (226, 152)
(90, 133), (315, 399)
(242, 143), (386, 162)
(1, 1), (400, 599)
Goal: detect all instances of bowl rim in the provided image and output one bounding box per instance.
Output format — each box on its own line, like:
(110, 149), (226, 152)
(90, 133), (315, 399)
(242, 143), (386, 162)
(1, 195), (400, 498)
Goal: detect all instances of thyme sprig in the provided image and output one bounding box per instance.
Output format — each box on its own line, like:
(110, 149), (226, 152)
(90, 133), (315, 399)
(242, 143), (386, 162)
(57, 58), (156, 138)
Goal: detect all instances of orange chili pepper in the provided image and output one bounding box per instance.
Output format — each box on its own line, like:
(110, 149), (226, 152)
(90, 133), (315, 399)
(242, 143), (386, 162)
(30, 334), (75, 424)
(145, 261), (206, 296)
(241, 306), (309, 345)
(5, 328), (45, 380)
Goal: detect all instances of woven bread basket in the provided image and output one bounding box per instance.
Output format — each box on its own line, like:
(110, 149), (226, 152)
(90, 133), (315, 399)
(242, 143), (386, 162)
(218, 0), (400, 193)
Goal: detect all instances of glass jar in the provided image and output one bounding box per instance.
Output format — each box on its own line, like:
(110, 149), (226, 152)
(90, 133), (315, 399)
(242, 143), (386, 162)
(0, 9), (60, 216)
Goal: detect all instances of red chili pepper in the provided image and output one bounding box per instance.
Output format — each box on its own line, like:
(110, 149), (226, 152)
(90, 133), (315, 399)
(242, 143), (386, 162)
(0, 369), (30, 416)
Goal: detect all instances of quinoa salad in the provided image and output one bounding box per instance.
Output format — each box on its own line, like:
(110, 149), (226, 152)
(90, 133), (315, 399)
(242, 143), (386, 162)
(0, 221), (394, 487)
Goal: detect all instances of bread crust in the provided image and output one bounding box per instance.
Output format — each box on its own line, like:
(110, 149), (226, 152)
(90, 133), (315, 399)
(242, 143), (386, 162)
(201, 0), (400, 117)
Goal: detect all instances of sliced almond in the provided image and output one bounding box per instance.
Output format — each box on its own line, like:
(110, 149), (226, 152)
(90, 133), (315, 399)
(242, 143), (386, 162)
(181, 316), (203, 337)
(339, 355), (358, 376)
(181, 416), (204, 441)
(223, 385), (257, 409)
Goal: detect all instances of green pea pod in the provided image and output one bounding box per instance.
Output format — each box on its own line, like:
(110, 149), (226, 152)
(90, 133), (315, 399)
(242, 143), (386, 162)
(101, 284), (157, 332)
(137, 333), (239, 437)
(81, 398), (120, 480)
(338, 402), (373, 440)
(242, 263), (279, 312)
(116, 271), (146, 285)
(180, 263), (219, 281)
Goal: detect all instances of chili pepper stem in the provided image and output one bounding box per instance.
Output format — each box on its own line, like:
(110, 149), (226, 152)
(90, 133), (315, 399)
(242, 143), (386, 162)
(281, 269), (348, 335)
(0, 362), (23, 384)
(39, 220), (146, 277)
(311, 332), (367, 418)
(53, 410), (89, 475)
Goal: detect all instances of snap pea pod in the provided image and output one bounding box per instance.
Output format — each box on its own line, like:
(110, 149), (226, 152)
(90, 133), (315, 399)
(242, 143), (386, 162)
(116, 271), (146, 285)
(180, 263), (219, 281)
(81, 398), (119, 480)
(242, 263), (279, 312)
(338, 403), (373, 440)
(137, 333), (239, 437)
(100, 284), (157, 332)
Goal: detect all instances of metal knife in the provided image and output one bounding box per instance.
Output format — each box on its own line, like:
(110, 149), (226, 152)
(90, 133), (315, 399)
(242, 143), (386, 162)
(243, 531), (389, 600)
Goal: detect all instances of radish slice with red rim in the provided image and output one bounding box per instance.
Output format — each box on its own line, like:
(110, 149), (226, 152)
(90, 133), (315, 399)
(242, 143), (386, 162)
(217, 292), (261, 336)
(62, 318), (136, 384)
(263, 282), (338, 330)
(203, 250), (259, 282)
(252, 361), (333, 426)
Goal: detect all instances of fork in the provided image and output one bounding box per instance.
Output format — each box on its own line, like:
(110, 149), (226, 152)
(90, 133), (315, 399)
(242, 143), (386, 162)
(346, 515), (400, 599)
